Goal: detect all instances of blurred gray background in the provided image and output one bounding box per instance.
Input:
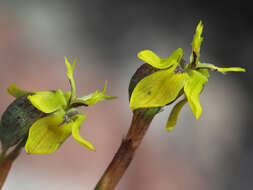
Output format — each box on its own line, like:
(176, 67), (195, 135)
(0, 0), (252, 189)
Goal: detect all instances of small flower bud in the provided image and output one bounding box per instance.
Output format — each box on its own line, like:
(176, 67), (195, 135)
(0, 95), (45, 150)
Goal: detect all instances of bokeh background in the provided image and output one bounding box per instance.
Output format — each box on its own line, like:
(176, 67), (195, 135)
(0, 0), (252, 190)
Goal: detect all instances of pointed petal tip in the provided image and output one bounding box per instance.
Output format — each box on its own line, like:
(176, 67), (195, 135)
(195, 114), (201, 120)
(137, 50), (161, 68)
(166, 126), (175, 132)
(193, 109), (202, 120)
(237, 68), (246, 72)
(103, 80), (108, 91)
(89, 145), (96, 151)
(7, 82), (32, 98)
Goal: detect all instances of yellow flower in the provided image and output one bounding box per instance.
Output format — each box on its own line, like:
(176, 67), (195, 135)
(7, 57), (116, 154)
(130, 21), (245, 131)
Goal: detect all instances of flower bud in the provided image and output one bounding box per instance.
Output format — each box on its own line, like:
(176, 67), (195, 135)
(0, 95), (45, 150)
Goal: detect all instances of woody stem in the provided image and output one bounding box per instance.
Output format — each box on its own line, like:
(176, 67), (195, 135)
(0, 141), (24, 189)
(94, 108), (160, 190)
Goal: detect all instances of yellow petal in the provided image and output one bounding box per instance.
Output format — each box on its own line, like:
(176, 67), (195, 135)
(25, 109), (72, 154)
(198, 68), (210, 78)
(137, 48), (183, 69)
(7, 83), (32, 98)
(75, 81), (117, 106)
(137, 50), (161, 67)
(166, 98), (188, 131)
(28, 89), (67, 113)
(64, 56), (77, 102)
(192, 21), (203, 55)
(184, 70), (208, 120)
(197, 62), (246, 74)
(64, 91), (71, 104)
(130, 68), (189, 110)
(71, 114), (95, 151)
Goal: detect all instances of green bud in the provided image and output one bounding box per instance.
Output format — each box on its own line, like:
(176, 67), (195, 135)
(0, 95), (45, 151)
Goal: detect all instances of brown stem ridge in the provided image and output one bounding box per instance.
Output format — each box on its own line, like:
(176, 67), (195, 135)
(0, 144), (22, 189)
(95, 108), (159, 190)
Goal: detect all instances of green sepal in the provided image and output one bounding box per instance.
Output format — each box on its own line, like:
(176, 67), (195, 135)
(137, 48), (183, 69)
(0, 95), (45, 150)
(130, 68), (189, 110)
(7, 83), (32, 98)
(25, 109), (72, 154)
(166, 98), (188, 131)
(196, 62), (246, 74)
(184, 70), (208, 120)
(28, 89), (67, 113)
(71, 114), (95, 151)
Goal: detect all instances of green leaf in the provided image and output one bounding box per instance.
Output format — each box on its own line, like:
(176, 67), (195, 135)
(71, 114), (95, 151)
(137, 48), (183, 69)
(75, 81), (117, 106)
(7, 83), (32, 98)
(196, 62), (246, 74)
(130, 68), (189, 110)
(28, 89), (67, 113)
(166, 98), (188, 131)
(184, 70), (208, 120)
(64, 56), (77, 103)
(25, 109), (72, 154)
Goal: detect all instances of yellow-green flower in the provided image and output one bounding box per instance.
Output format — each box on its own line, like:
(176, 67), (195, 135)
(130, 21), (245, 131)
(8, 57), (116, 154)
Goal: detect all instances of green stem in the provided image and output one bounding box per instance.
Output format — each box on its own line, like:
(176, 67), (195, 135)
(94, 108), (160, 190)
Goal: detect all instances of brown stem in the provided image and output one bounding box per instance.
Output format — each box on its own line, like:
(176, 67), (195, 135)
(95, 108), (159, 190)
(0, 144), (23, 189)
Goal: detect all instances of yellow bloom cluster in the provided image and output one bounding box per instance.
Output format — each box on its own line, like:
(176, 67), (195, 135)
(7, 57), (116, 154)
(130, 21), (245, 131)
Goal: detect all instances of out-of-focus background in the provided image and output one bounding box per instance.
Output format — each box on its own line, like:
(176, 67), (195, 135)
(0, 0), (252, 189)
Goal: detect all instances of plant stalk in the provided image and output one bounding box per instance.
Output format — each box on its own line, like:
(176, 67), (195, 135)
(0, 142), (23, 189)
(95, 108), (159, 190)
